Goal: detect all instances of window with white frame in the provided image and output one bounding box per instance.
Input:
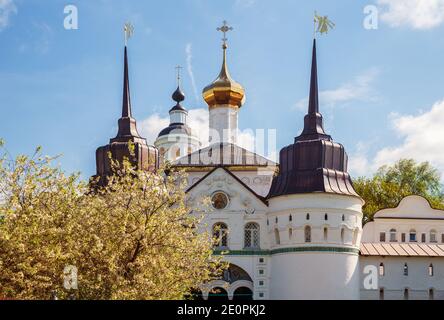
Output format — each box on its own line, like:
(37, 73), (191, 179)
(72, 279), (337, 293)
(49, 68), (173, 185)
(429, 264), (434, 277)
(430, 230), (437, 243)
(244, 222), (260, 249)
(213, 222), (228, 248)
(409, 230), (417, 242)
(379, 263), (385, 276)
(389, 229), (397, 242)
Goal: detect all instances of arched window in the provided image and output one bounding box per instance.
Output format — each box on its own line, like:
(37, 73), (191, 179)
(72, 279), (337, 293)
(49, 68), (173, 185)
(409, 229), (417, 242)
(244, 223), (260, 249)
(306, 213), (310, 220)
(341, 228), (345, 243)
(353, 229), (359, 245)
(379, 263), (385, 276)
(404, 263), (408, 276)
(429, 264), (434, 277)
(304, 226), (311, 243)
(342, 214), (345, 222)
(324, 213), (328, 221)
(379, 288), (384, 300)
(274, 228), (280, 245)
(275, 217), (278, 224)
(289, 214), (292, 222)
(390, 229), (397, 242)
(213, 223), (228, 248)
(323, 227), (328, 241)
(430, 230), (437, 243)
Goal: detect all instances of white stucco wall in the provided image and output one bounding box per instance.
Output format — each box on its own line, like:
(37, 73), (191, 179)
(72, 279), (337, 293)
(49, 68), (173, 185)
(360, 256), (444, 300)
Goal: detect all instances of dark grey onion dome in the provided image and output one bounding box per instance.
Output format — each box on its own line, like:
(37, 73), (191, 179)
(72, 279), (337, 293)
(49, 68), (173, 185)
(158, 123), (192, 137)
(172, 86), (185, 103)
(267, 39), (359, 199)
(169, 86), (187, 112)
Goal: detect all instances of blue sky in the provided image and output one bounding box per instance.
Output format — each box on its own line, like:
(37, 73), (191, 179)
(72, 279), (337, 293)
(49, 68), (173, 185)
(2, 0), (444, 180)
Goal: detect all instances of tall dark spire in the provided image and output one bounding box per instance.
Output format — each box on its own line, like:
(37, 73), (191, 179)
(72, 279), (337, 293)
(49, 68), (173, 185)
(94, 39), (159, 185)
(122, 46), (131, 118)
(297, 39), (331, 142)
(111, 46), (143, 143)
(267, 38), (358, 199)
(308, 39), (319, 115)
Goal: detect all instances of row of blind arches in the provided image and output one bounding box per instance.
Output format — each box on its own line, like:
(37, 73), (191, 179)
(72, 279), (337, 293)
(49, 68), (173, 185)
(274, 226), (359, 245)
(268, 213), (348, 225)
(213, 222), (359, 248)
(381, 228), (442, 243)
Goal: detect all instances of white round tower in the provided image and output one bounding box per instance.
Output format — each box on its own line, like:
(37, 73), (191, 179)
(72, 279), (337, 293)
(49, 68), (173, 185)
(267, 39), (364, 300)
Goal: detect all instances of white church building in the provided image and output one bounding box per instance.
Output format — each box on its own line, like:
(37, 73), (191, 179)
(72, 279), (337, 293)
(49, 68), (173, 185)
(96, 23), (444, 300)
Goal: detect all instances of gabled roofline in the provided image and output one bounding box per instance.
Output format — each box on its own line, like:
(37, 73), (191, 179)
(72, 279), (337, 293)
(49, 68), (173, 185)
(185, 165), (269, 206)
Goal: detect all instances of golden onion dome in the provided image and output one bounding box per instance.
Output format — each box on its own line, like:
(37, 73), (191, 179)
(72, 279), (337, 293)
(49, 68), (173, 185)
(202, 44), (245, 108)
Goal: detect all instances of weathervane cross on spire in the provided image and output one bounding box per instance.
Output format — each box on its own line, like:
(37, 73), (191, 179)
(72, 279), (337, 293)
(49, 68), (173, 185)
(217, 20), (233, 47)
(314, 12), (335, 37)
(124, 22), (134, 46)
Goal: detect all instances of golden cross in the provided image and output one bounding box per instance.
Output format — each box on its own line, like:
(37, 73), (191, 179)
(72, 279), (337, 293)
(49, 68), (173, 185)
(124, 22), (134, 46)
(217, 20), (233, 46)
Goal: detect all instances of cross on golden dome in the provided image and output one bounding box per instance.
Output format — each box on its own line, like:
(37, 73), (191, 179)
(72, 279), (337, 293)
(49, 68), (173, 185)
(202, 20), (245, 109)
(217, 20), (233, 47)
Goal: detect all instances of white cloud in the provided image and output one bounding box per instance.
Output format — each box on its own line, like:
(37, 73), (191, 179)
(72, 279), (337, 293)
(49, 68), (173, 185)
(295, 68), (380, 110)
(373, 99), (444, 173)
(139, 108), (256, 151)
(348, 99), (444, 180)
(0, 0), (17, 31)
(348, 142), (371, 177)
(377, 0), (444, 29)
(185, 43), (200, 103)
(139, 113), (170, 145)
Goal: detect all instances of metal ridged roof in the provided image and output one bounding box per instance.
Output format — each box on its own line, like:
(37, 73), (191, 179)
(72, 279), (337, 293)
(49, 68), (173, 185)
(360, 243), (444, 257)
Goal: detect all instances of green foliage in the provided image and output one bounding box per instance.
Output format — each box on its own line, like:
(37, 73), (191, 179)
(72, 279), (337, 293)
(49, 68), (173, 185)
(354, 159), (444, 224)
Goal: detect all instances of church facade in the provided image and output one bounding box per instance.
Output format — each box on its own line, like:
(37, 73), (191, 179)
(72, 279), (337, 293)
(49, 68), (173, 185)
(94, 24), (444, 300)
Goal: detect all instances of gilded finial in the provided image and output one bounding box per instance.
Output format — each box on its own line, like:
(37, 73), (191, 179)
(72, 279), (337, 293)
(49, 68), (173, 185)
(217, 20), (233, 49)
(124, 22), (134, 46)
(314, 12), (335, 38)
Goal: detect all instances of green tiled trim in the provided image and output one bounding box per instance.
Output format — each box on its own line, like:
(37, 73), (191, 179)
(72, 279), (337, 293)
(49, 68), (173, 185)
(213, 246), (359, 256)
